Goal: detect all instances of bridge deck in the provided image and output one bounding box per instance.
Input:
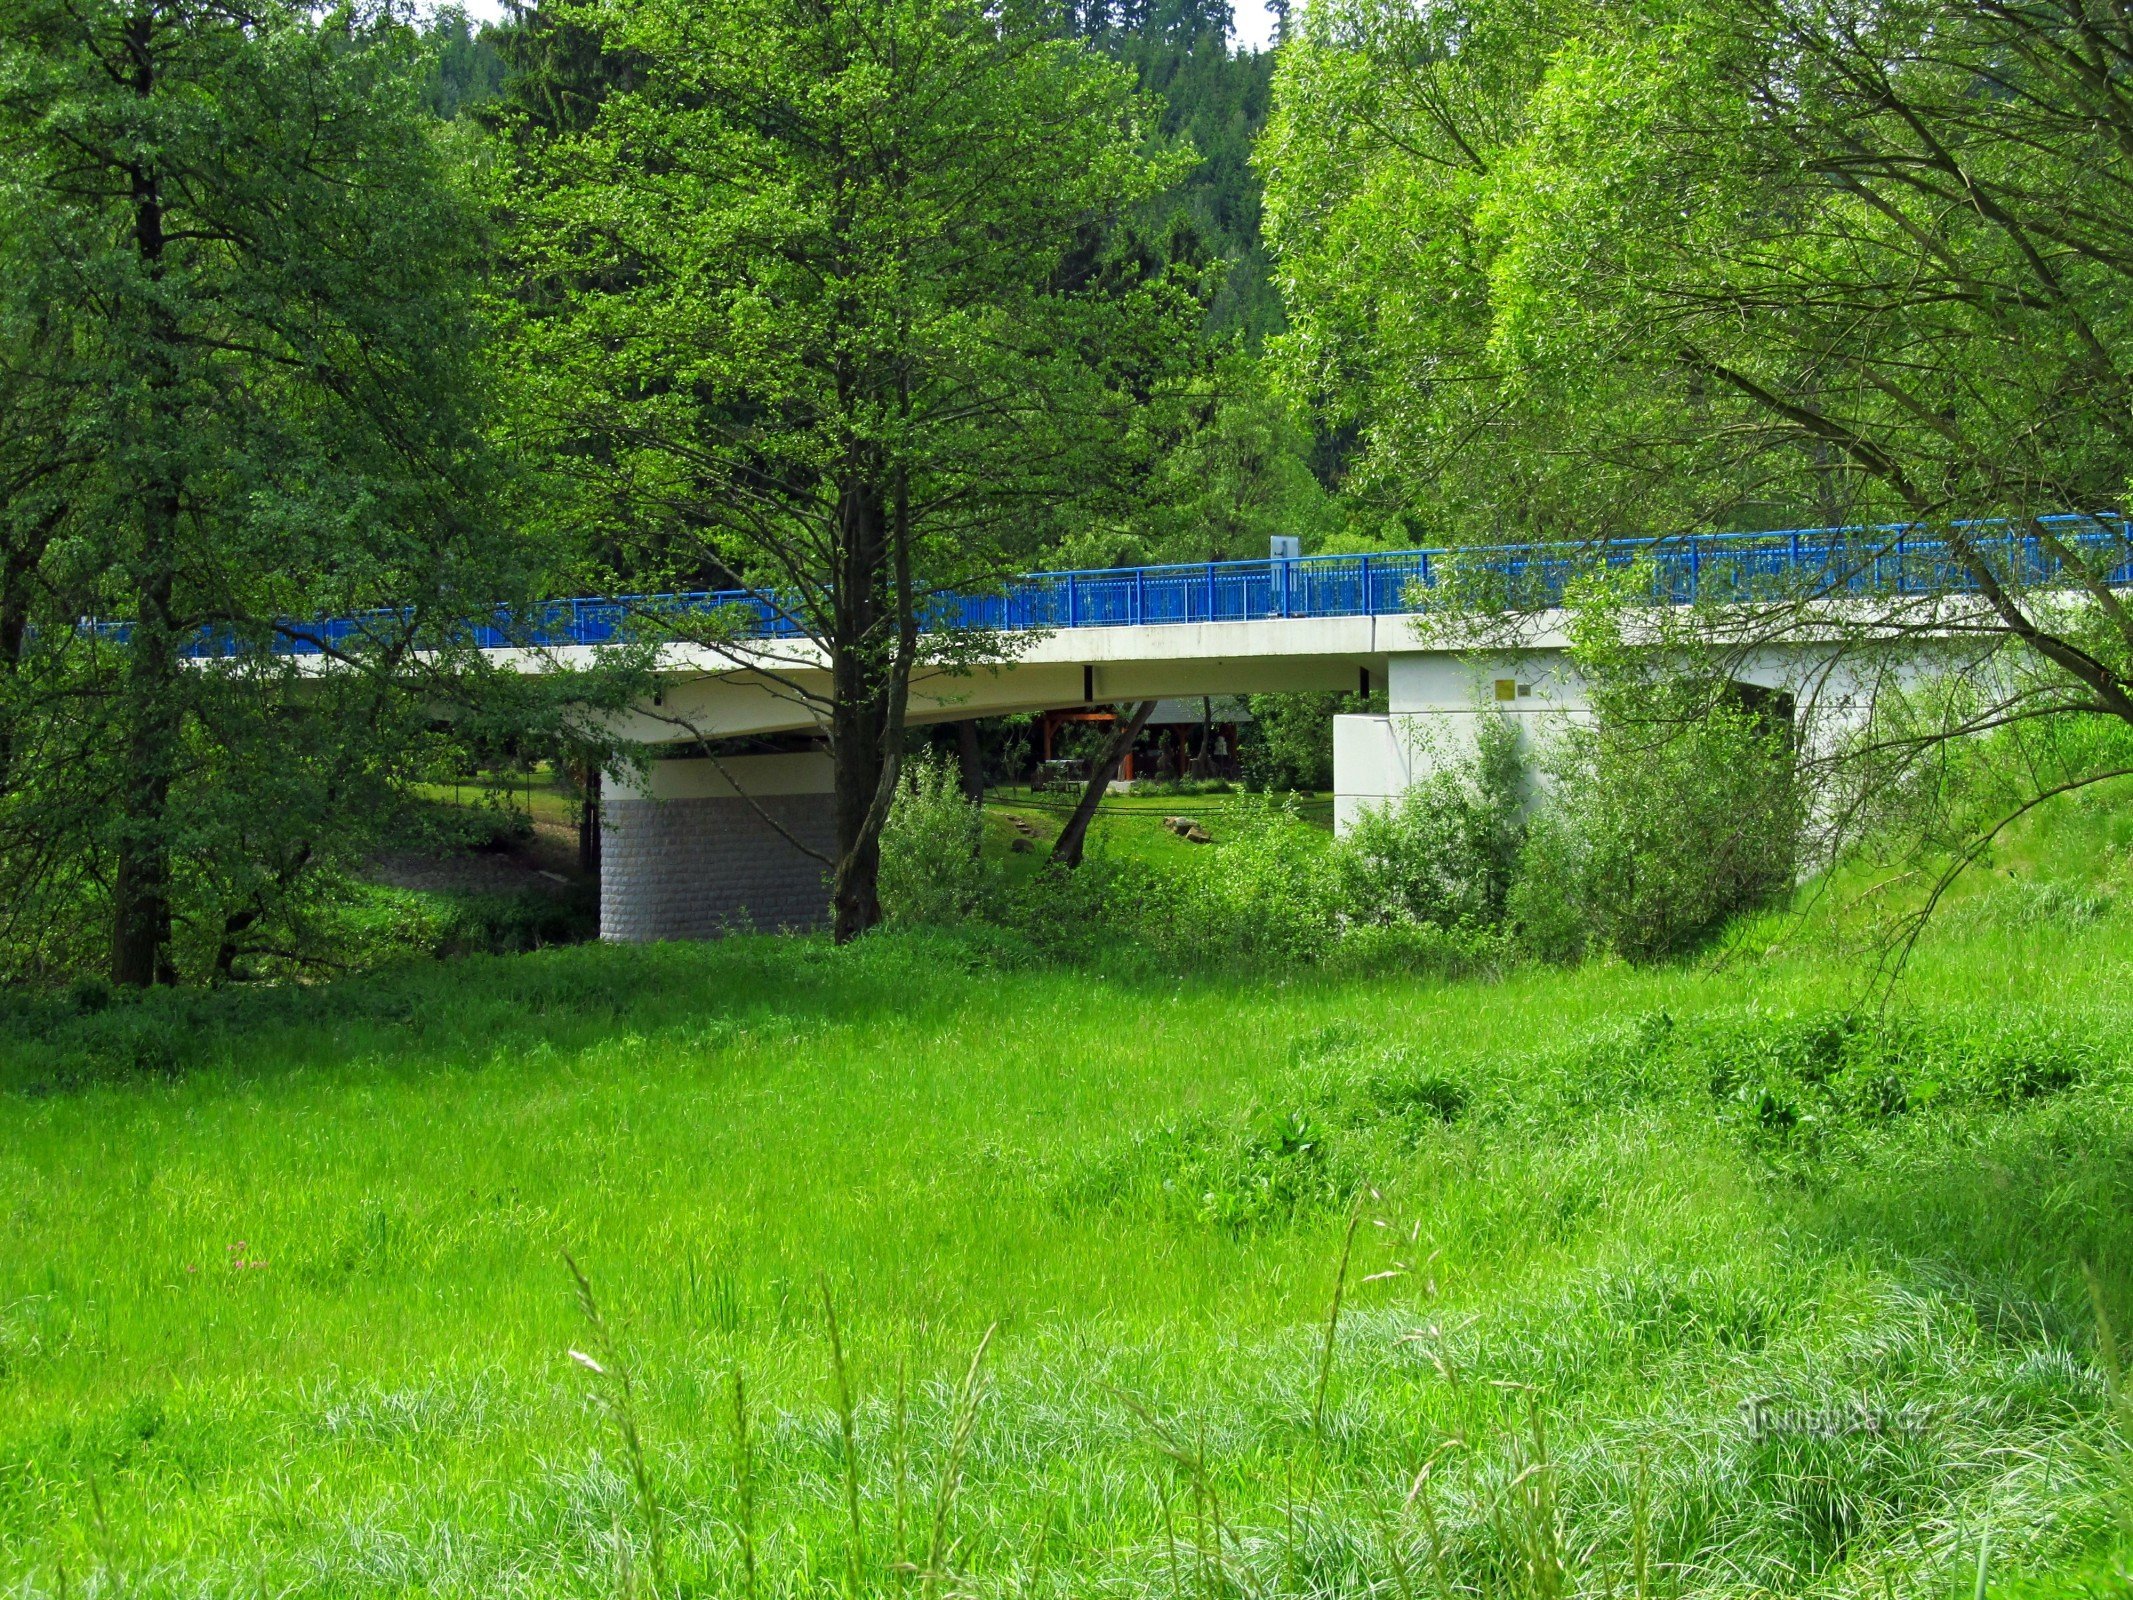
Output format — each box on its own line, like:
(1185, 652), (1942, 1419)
(95, 513), (2131, 662)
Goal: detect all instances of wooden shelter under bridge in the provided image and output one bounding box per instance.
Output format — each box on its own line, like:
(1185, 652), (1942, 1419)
(1036, 697), (1252, 785)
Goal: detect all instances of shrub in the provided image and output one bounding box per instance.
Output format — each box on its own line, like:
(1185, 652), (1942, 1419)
(948, 780), (1512, 976)
(982, 795), (1348, 970)
(996, 854), (1158, 965)
(1239, 686), (1385, 793)
(1334, 710), (1524, 932)
(1510, 688), (1802, 963)
(1156, 793), (1343, 964)
(1239, 691), (1340, 790)
(880, 752), (989, 927)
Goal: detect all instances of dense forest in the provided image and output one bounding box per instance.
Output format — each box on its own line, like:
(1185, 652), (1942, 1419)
(3, 0), (2131, 983)
(430, 3), (1281, 334)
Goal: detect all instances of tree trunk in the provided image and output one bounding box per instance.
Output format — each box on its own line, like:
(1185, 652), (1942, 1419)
(956, 719), (985, 805)
(1050, 700), (1157, 870)
(111, 17), (183, 988)
(211, 906), (259, 982)
(827, 458), (917, 944)
(577, 762), (601, 874)
(0, 507), (60, 795)
(110, 516), (180, 987)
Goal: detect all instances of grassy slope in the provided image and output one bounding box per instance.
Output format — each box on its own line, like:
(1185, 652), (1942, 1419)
(5, 797), (2133, 1596)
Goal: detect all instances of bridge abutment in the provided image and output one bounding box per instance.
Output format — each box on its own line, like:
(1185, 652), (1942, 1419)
(600, 752), (836, 941)
(1335, 650), (1577, 831)
(1334, 644), (1891, 832)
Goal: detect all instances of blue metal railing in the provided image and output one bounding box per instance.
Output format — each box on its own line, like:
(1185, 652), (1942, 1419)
(90, 512), (2133, 660)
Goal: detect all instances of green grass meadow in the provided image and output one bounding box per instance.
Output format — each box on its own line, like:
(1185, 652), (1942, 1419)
(6, 795), (2133, 1596)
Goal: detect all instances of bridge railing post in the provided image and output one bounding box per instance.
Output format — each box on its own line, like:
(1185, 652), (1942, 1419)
(1067, 572), (1078, 629)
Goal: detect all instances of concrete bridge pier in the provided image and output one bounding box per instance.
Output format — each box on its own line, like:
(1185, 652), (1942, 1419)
(600, 750), (836, 940)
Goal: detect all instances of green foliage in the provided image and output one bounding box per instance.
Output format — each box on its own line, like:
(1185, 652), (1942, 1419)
(1337, 711), (1525, 932)
(1238, 685), (1384, 793)
(880, 754), (987, 929)
(505, 0), (1196, 594)
(1265, 0), (2133, 548)
(1264, 0), (1639, 534)
(1056, 352), (1342, 570)
(0, 0), (523, 984)
(979, 797), (1353, 968)
(420, 6), (508, 119)
(1511, 698), (1800, 963)
(1239, 692), (1340, 792)
(883, 780), (1501, 972)
(1505, 582), (1805, 963)
(1056, 996), (2111, 1235)
(1263, 0), (2133, 896)
(1158, 791), (1344, 963)
(1073, 0), (1283, 343)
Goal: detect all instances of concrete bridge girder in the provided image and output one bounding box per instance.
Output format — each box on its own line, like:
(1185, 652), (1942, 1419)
(572, 615), (1395, 746)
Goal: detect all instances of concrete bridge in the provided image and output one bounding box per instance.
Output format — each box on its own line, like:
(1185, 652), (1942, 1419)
(526, 518), (2125, 939)
(567, 611), (1913, 939)
(158, 516), (2133, 938)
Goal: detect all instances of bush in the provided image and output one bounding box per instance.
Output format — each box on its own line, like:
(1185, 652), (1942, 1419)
(1239, 692), (1340, 791)
(1335, 711), (1524, 932)
(1239, 687), (1383, 793)
(976, 795), (1360, 971)
(1510, 686), (1802, 964)
(880, 753), (988, 927)
(1158, 792), (1343, 963)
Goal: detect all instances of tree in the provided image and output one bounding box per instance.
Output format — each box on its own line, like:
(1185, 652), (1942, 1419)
(0, 0), (505, 983)
(1075, 0), (1284, 343)
(1263, 0), (1586, 541)
(1052, 350), (1337, 569)
(508, 0), (1199, 941)
(1267, 0), (2133, 891)
(1050, 699), (1157, 869)
(421, 6), (509, 120)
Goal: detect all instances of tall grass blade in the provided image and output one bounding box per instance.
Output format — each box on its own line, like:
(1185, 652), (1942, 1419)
(87, 1477), (124, 1600)
(1313, 1199), (1366, 1443)
(1375, 1493), (1418, 1600)
(2086, 1260), (2133, 1541)
(894, 1353), (912, 1573)
(922, 1321), (997, 1600)
(731, 1367), (759, 1600)
(1631, 1448), (1650, 1600)
(1162, 1489), (1183, 1600)
(821, 1275), (866, 1600)
(564, 1249), (669, 1596)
